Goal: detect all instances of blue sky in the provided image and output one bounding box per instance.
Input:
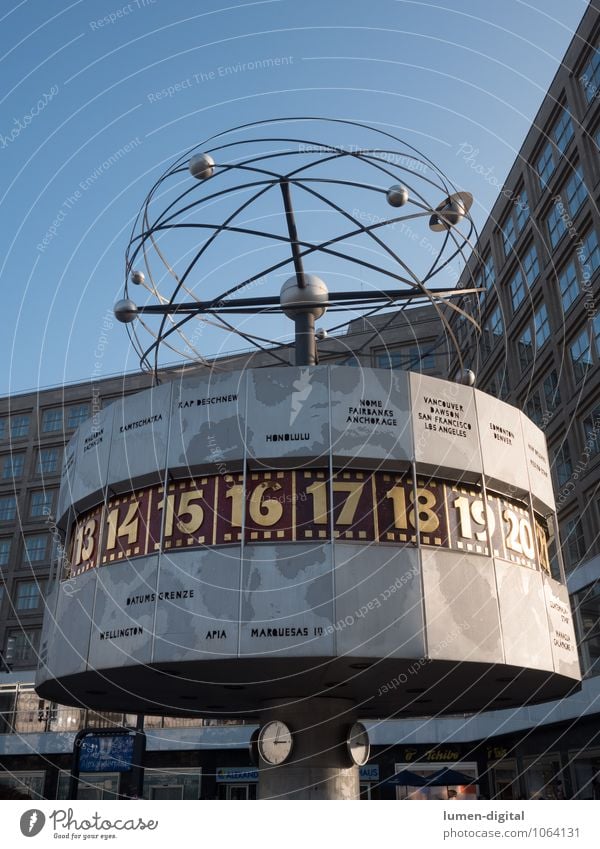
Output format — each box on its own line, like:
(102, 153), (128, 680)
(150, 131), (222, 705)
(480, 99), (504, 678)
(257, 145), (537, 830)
(0, 0), (589, 394)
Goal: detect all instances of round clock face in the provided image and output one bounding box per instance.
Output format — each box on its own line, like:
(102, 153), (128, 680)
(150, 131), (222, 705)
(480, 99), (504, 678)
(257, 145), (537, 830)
(347, 722), (370, 766)
(257, 720), (293, 765)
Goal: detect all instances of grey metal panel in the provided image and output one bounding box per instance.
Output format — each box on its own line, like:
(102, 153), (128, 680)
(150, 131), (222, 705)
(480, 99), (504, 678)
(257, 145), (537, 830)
(36, 584), (59, 687)
(88, 557), (158, 669)
(519, 412), (556, 513)
(245, 367), (330, 468)
(56, 431), (79, 528)
(152, 548), (241, 662)
(168, 371), (247, 477)
(542, 575), (581, 678)
(47, 571), (97, 679)
(495, 560), (553, 671)
(409, 373), (482, 479)
(475, 390), (529, 496)
(107, 384), (172, 492)
(330, 366), (412, 467)
(239, 543), (334, 656)
(70, 404), (115, 512)
(421, 547), (503, 664)
(333, 544), (424, 658)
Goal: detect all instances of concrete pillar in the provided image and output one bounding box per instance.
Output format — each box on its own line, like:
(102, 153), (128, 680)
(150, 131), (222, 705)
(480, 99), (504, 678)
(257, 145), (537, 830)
(258, 698), (359, 800)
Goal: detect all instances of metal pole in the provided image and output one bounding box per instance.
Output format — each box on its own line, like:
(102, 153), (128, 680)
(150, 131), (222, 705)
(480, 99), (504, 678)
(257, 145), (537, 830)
(294, 313), (316, 367)
(279, 179), (306, 288)
(279, 179), (316, 366)
(130, 714), (146, 798)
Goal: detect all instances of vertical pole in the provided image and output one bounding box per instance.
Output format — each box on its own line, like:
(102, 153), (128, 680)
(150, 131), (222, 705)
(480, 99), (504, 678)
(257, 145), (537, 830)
(131, 714), (146, 798)
(279, 179), (317, 367)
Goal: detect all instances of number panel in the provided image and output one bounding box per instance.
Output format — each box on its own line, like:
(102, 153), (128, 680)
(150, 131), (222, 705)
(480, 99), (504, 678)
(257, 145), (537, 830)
(373, 473), (447, 547)
(66, 470), (553, 575)
(215, 474), (244, 545)
(446, 485), (503, 557)
(101, 489), (153, 565)
(332, 470), (376, 542)
(69, 504), (103, 575)
(245, 471), (294, 542)
(160, 477), (216, 551)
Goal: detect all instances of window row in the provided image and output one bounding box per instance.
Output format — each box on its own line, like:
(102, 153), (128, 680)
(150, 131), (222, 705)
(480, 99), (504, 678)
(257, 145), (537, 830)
(0, 403), (90, 442)
(0, 579), (46, 613)
(0, 532), (56, 569)
(0, 446), (63, 481)
(0, 490), (56, 523)
(375, 346), (437, 372)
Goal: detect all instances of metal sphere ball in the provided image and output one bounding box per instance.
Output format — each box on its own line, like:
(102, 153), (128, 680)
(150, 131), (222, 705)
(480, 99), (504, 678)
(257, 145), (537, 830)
(280, 275), (329, 319)
(189, 153), (215, 180)
(114, 298), (139, 324)
(130, 269), (145, 285)
(441, 199), (467, 227)
(458, 368), (476, 387)
(315, 327), (328, 341)
(386, 184), (409, 207)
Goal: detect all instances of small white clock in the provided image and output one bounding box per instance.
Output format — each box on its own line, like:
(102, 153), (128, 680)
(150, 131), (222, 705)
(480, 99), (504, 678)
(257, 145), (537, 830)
(346, 722), (370, 766)
(257, 720), (294, 765)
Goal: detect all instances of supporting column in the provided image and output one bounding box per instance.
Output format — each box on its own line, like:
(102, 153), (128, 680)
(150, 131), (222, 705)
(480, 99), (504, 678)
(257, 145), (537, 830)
(258, 697), (359, 800)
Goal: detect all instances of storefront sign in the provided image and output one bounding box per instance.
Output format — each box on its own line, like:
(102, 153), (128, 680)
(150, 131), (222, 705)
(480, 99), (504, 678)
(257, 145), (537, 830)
(78, 733), (135, 773)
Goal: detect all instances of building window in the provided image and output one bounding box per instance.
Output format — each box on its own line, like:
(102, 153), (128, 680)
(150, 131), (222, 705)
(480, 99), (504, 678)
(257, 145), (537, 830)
(10, 415), (30, 439)
(565, 166), (587, 217)
(553, 442), (573, 487)
(515, 190), (529, 234)
(546, 201), (567, 249)
(16, 581), (44, 612)
(23, 534), (47, 564)
(580, 49), (600, 103)
(484, 254), (495, 290)
(489, 368), (510, 401)
(67, 404), (90, 429)
(536, 142), (555, 189)
(559, 261), (580, 312)
(30, 491), (54, 518)
(42, 408), (63, 433)
(525, 393), (544, 427)
(36, 447), (60, 476)
(2, 453), (25, 480)
(376, 346), (435, 372)
(518, 326), (534, 371)
(582, 406), (600, 456)
(510, 270), (526, 312)
(6, 629), (40, 665)
(562, 517), (586, 570)
(0, 539), (11, 567)
(534, 303), (551, 348)
(0, 495), (17, 522)
(553, 108), (574, 154)
(579, 228), (600, 278)
(570, 327), (593, 383)
(0, 419), (5, 440)
(502, 212), (516, 256)
(522, 244), (540, 287)
(543, 370), (561, 413)
(594, 314), (600, 356)
(573, 580), (600, 678)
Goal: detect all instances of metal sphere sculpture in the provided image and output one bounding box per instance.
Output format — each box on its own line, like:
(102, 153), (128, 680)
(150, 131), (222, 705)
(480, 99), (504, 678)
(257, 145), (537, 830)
(118, 118), (481, 378)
